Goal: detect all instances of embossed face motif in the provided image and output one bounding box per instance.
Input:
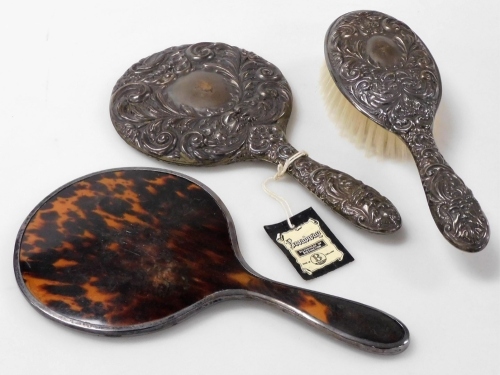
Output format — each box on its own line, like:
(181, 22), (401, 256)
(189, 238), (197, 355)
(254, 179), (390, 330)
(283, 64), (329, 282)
(110, 43), (292, 166)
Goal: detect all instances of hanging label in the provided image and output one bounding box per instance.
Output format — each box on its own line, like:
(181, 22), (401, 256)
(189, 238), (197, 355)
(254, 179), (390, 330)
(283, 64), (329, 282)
(264, 208), (353, 280)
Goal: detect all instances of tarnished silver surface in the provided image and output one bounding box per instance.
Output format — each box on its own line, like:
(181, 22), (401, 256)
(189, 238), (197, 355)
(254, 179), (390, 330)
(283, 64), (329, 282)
(110, 42), (401, 234)
(325, 11), (489, 251)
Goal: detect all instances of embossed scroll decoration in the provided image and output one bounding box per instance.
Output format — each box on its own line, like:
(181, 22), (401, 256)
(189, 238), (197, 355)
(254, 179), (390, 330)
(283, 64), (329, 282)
(110, 42), (402, 233)
(111, 43), (291, 165)
(325, 11), (489, 251)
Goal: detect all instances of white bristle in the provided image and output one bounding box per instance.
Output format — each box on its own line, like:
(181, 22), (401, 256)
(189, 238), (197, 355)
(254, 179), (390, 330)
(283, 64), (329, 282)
(320, 63), (410, 159)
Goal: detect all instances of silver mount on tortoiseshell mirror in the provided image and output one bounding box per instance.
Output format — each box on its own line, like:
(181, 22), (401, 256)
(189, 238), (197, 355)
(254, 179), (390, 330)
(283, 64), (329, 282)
(325, 11), (489, 252)
(110, 42), (401, 234)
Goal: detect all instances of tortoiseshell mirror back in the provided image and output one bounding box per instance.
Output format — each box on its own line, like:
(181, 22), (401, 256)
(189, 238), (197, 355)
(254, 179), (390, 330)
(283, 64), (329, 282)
(14, 168), (409, 354)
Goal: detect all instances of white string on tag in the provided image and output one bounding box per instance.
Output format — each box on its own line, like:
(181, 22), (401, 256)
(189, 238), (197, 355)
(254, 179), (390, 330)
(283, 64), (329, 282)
(262, 151), (308, 229)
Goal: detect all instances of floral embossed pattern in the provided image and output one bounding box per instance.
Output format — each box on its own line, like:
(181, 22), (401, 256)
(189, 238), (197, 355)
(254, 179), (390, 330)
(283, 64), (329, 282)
(110, 42), (292, 166)
(325, 11), (489, 251)
(109, 42), (402, 234)
(326, 11), (440, 134)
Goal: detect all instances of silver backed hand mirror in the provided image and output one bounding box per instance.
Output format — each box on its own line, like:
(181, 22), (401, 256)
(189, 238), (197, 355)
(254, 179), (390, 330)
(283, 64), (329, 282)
(110, 42), (401, 234)
(325, 11), (489, 251)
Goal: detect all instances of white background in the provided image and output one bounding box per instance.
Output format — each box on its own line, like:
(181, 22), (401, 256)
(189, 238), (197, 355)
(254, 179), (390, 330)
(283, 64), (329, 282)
(1, 0), (498, 374)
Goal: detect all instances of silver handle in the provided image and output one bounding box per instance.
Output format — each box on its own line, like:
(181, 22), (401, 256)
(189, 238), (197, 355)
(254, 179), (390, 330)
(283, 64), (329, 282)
(286, 153), (402, 234)
(403, 129), (489, 251)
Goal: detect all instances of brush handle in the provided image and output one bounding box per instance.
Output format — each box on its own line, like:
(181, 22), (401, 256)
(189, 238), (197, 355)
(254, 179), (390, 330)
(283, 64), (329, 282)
(402, 129), (489, 252)
(283, 153), (401, 234)
(238, 276), (409, 354)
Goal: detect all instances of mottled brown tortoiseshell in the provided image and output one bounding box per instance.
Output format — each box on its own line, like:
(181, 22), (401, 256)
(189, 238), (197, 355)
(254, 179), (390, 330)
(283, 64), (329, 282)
(17, 169), (248, 326)
(15, 169), (409, 353)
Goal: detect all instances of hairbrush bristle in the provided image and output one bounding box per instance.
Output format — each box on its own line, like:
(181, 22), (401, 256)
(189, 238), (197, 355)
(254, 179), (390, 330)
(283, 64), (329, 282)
(320, 63), (410, 159)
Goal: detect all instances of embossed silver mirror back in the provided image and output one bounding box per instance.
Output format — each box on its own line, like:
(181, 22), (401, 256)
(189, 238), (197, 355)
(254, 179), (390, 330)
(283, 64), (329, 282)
(110, 43), (291, 166)
(325, 11), (489, 251)
(109, 42), (404, 234)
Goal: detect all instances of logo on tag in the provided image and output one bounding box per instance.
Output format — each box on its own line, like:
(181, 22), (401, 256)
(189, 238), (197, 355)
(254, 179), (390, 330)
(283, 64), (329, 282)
(277, 219), (344, 275)
(264, 208), (354, 280)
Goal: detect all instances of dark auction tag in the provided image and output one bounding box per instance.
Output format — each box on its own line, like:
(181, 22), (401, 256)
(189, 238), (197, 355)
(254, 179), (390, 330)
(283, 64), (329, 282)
(264, 208), (354, 280)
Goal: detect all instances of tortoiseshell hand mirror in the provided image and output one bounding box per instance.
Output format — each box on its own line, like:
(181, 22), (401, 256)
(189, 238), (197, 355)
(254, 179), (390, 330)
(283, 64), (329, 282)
(109, 42), (401, 234)
(14, 168), (409, 354)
